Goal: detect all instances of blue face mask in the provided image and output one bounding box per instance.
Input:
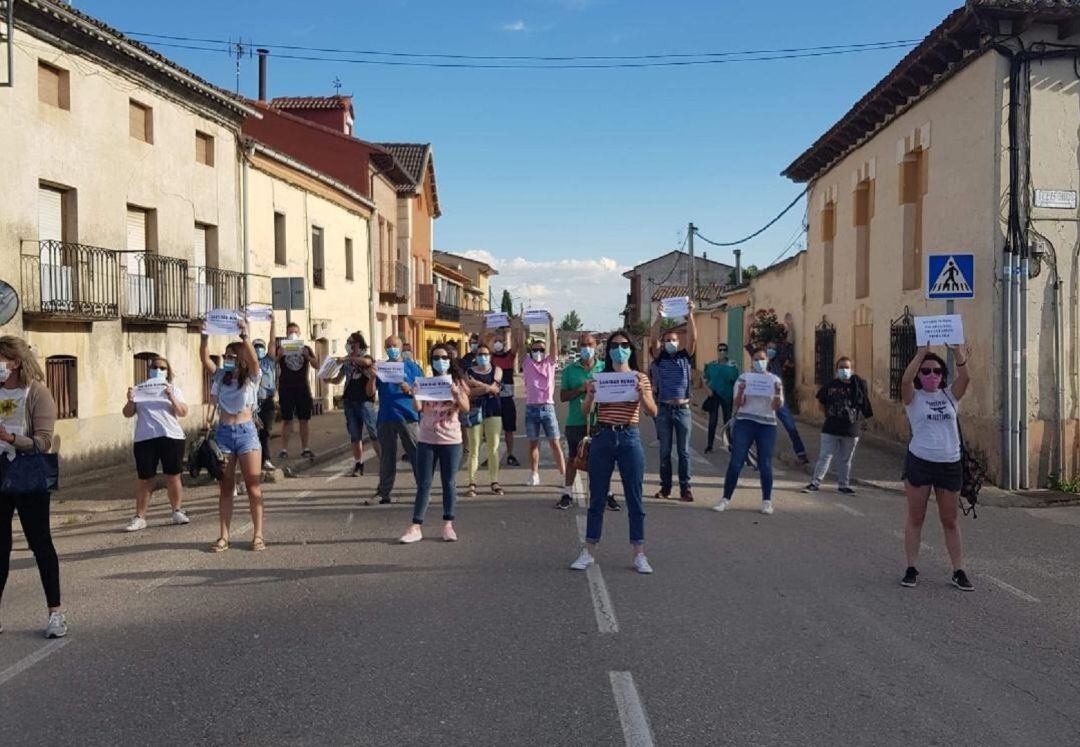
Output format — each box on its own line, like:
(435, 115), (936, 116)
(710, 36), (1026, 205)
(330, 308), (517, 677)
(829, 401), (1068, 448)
(386, 347), (401, 361)
(149, 368), (167, 381)
(476, 355), (490, 367)
(837, 368), (853, 381)
(664, 341), (678, 355)
(254, 346), (267, 360)
(432, 359), (450, 375)
(579, 347), (594, 361)
(752, 359), (768, 373)
(611, 347), (631, 365)
(222, 360), (237, 372)
(766, 348), (777, 360)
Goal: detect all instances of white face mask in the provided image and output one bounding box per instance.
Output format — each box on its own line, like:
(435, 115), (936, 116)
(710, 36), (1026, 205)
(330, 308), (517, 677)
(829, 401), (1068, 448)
(752, 359), (768, 373)
(531, 351), (544, 362)
(0, 362), (10, 384)
(287, 332), (300, 341)
(493, 341), (505, 353)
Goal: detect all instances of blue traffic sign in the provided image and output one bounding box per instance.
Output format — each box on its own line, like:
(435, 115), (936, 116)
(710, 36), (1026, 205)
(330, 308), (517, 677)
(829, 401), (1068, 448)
(927, 254), (974, 300)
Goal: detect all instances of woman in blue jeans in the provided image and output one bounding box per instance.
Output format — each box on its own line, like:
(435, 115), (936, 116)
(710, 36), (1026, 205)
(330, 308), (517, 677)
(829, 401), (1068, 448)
(399, 345), (471, 544)
(570, 330), (658, 575)
(715, 348), (783, 516)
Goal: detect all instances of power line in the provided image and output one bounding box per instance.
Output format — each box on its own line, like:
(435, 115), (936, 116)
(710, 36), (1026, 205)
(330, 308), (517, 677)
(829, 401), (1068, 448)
(694, 189), (808, 248)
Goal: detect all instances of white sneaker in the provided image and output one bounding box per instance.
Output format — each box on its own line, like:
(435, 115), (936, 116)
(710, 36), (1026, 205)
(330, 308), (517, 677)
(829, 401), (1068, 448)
(570, 549), (595, 571)
(45, 611), (67, 639)
(761, 500), (774, 515)
(526, 472), (540, 487)
(398, 526), (423, 544)
(124, 516), (147, 532)
(633, 554), (654, 574)
(170, 509), (190, 525)
(712, 499), (731, 513)
(262, 459), (276, 471)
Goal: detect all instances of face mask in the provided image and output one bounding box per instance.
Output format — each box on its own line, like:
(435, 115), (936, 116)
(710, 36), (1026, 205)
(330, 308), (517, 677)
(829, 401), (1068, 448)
(531, 351), (544, 363)
(255, 346), (267, 360)
(386, 347), (401, 361)
(664, 341), (678, 355)
(287, 333), (300, 341)
(766, 349), (777, 360)
(403, 350), (414, 361)
(149, 368), (167, 381)
(493, 341), (505, 353)
(0, 363), (9, 384)
(476, 355), (490, 367)
(837, 368), (852, 381)
(752, 359), (768, 373)
(432, 359), (450, 375)
(222, 360), (237, 372)
(469, 343), (478, 353)
(611, 347), (631, 365)
(919, 373), (942, 390)
(579, 347), (595, 361)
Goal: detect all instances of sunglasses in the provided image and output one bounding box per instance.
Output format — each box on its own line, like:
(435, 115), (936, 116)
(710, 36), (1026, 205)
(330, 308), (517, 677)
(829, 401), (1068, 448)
(223, 355), (239, 361)
(919, 367), (943, 376)
(610, 342), (632, 350)
(150, 365), (168, 371)
(532, 349), (546, 354)
(431, 355), (450, 361)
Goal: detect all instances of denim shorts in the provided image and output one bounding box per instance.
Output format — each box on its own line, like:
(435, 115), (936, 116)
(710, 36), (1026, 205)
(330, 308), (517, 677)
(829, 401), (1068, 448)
(525, 403), (560, 440)
(215, 420), (261, 456)
(344, 400), (378, 443)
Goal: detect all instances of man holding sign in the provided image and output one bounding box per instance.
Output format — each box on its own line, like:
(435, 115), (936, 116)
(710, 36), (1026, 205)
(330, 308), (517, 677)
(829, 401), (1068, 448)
(649, 299), (697, 502)
(371, 335), (424, 505)
(522, 312), (566, 488)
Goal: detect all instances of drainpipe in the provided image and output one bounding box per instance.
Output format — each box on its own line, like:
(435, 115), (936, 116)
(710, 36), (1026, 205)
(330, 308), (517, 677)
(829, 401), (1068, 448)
(368, 210), (377, 357)
(242, 140), (254, 307)
(257, 49), (269, 102)
(3, 0), (13, 88)
(1051, 252), (1066, 480)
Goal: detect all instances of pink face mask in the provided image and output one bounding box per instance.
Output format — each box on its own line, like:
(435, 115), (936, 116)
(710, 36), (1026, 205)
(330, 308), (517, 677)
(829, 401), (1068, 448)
(919, 373), (942, 390)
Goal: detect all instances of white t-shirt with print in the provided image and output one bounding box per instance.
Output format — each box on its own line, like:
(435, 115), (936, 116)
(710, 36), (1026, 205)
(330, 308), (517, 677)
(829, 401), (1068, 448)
(133, 384), (186, 442)
(733, 372), (784, 426)
(905, 387), (961, 463)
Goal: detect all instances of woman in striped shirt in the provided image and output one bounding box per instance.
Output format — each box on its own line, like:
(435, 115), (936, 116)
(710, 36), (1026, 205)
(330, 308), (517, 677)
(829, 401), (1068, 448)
(570, 330), (658, 574)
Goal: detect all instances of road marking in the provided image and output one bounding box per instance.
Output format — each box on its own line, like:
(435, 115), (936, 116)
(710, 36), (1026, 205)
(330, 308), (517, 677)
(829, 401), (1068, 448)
(574, 515), (618, 633)
(889, 529), (931, 553)
(985, 574), (1041, 603)
(836, 503), (865, 517)
(0, 639), (70, 687)
(573, 473), (586, 507)
(327, 453), (371, 482)
(296, 490), (313, 500)
(346, 512), (355, 527)
(576, 514), (586, 542)
(138, 521), (253, 594)
(609, 671), (655, 747)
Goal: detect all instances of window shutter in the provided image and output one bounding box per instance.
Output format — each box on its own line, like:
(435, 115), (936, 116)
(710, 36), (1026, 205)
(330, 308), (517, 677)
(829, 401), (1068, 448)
(38, 187), (64, 242)
(193, 224), (207, 267)
(126, 208), (147, 275)
(38, 63), (60, 107)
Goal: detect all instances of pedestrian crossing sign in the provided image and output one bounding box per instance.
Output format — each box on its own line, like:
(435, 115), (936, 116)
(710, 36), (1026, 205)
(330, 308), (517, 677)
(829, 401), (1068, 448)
(927, 254), (974, 300)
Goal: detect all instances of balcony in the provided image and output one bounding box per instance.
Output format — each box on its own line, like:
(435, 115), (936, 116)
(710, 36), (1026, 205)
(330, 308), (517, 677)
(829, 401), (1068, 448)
(379, 260), (410, 304)
(122, 253), (191, 323)
(21, 240), (120, 320)
(192, 266), (245, 319)
(411, 283), (436, 320)
(436, 301), (462, 324)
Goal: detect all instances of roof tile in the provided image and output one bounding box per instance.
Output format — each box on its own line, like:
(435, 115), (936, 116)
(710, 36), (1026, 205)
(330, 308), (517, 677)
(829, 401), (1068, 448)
(270, 95), (352, 111)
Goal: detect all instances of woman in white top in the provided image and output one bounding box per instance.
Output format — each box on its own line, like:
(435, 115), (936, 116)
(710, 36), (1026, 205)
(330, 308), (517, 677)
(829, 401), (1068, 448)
(899, 345), (972, 591)
(122, 356), (190, 532)
(200, 319), (265, 552)
(714, 347), (783, 515)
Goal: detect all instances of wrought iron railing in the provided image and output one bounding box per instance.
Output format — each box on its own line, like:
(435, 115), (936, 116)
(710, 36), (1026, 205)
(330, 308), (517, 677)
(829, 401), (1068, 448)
(416, 283), (436, 310)
(379, 260), (410, 302)
(22, 240), (120, 320)
(122, 252), (190, 322)
(890, 307), (916, 400)
(192, 266), (245, 319)
(436, 301), (462, 323)
(814, 317), (836, 385)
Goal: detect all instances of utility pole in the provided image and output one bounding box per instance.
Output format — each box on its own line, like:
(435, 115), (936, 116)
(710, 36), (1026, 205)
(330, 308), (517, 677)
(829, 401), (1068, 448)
(687, 222), (697, 304)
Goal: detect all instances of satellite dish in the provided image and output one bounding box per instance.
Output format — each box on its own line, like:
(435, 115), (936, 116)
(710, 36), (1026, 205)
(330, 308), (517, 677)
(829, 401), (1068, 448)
(0, 281), (20, 327)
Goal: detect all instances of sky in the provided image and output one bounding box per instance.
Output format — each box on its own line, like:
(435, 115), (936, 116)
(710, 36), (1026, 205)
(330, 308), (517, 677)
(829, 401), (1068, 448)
(79, 0), (962, 329)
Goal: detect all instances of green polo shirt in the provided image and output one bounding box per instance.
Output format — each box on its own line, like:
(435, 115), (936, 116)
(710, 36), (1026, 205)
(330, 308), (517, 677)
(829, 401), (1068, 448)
(704, 360), (741, 403)
(561, 359), (605, 427)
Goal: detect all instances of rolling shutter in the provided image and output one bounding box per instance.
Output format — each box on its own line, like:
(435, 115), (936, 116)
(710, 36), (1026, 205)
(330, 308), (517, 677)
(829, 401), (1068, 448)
(38, 186), (64, 242)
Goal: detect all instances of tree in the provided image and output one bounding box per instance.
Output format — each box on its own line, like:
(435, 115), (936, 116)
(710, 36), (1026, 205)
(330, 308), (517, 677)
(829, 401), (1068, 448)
(558, 310), (583, 332)
(728, 264), (760, 287)
(500, 290), (514, 316)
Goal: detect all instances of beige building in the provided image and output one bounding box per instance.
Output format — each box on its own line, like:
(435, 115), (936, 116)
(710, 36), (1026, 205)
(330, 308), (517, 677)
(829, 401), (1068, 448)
(433, 250), (498, 331)
(0, 0), (254, 470)
(780, 0), (1080, 488)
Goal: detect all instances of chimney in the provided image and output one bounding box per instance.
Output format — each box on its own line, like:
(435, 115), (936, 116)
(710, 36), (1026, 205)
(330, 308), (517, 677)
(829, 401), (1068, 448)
(733, 249), (743, 285)
(257, 49), (269, 102)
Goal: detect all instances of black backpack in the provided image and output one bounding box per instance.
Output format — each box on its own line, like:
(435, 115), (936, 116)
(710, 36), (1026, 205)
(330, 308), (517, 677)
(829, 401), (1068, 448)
(187, 405), (225, 481)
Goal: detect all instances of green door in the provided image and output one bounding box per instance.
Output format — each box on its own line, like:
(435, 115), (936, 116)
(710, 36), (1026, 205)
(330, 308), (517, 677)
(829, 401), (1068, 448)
(727, 306), (745, 368)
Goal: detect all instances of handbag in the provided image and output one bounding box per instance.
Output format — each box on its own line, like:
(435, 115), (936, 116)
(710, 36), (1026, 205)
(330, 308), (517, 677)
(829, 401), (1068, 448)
(0, 449), (60, 496)
(702, 395), (720, 414)
(945, 393), (984, 517)
(574, 431), (591, 472)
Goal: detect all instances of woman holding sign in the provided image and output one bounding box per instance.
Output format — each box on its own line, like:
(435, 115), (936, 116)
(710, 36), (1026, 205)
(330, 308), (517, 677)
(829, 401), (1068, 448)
(398, 345), (471, 544)
(714, 348), (784, 515)
(121, 356), (190, 532)
(898, 345), (973, 591)
(569, 330), (658, 575)
(465, 343), (504, 497)
(200, 320), (266, 552)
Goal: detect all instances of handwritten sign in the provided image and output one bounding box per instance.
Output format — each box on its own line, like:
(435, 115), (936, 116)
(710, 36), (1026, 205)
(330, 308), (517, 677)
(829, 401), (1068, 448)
(133, 380), (169, 403)
(485, 312), (510, 329)
(414, 375), (454, 402)
(915, 315), (965, 346)
(280, 338), (306, 354)
(376, 361), (405, 384)
(522, 309), (551, 326)
(316, 357), (342, 381)
(205, 309), (241, 336)
(593, 372), (640, 404)
(245, 304), (273, 323)
(742, 373), (778, 399)
(660, 296), (690, 319)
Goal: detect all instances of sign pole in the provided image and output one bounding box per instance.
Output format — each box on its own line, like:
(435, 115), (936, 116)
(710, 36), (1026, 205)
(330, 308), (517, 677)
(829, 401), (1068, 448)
(945, 299), (955, 375)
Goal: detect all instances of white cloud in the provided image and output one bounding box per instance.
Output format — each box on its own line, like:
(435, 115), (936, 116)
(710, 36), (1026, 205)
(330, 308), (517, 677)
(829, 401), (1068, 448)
(501, 20), (528, 32)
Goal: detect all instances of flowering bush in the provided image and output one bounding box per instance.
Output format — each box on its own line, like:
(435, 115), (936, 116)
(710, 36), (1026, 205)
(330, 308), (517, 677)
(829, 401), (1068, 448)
(748, 308), (788, 346)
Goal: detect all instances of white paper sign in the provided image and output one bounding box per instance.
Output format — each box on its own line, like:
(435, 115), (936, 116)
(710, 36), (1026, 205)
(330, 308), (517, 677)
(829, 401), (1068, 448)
(245, 304), (273, 323)
(522, 309), (551, 326)
(593, 372), (640, 404)
(316, 357), (342, 381)
(376, 361), (405, 384)
(485, 312), (510, 329)
(660, 296), (690, 319)
(414, 375), (454, 402)
(205, 309), (241, 336)
(133, 380), (169, 403)
(915, 315), (965, 346)
(742, 373), (778, 398)
(280, 338), (306, 354)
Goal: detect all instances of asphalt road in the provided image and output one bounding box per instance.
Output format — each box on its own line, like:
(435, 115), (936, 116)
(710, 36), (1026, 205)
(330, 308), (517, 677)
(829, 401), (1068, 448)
(2, 397), (1079, 746)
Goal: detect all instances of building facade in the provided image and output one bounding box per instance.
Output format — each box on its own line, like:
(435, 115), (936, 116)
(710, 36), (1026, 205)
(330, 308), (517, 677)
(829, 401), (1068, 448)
(433, 250), (497, 331)
(622, 250), (734, 329)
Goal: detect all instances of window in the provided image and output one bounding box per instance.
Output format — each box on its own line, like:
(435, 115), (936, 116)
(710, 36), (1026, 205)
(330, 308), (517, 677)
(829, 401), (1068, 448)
(129, 99), (153, 143)
(38, 61), (70, 110)
(345, 237), (354, 281)
(854, 180), (874, 299)
(195, 131), (215, 166)
(45, 356), (78, 419)
(134, 352), (159, 384)
(274, 212), (287, 265)
(821, 201), (836, 305)
(388, 224), (395, 261)
(312, 226), (325, 289)
(900, 149), (927, 291)
(202, 355), (220, 405)
(38, 183), (76, 242)
(194, 222), (218, 268)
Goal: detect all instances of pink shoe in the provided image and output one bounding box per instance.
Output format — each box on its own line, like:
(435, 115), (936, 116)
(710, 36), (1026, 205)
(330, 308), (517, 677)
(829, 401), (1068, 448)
(442, 524), (458, 542)
(398, 526), (423, 544)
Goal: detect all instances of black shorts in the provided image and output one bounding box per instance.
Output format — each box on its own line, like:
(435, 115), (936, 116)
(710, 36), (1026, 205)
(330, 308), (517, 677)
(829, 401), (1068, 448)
(565, 425), (588, 457)
(500, 397), (517, 433)
(279, 389), (313, 421)
(134, 437), (186, 480)
(902, 452), (963, 492)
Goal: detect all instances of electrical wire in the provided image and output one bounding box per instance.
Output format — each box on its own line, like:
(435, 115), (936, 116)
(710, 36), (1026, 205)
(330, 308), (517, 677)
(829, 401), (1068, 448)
(694, 188), (808, 248)
(647, 230), (689, 287)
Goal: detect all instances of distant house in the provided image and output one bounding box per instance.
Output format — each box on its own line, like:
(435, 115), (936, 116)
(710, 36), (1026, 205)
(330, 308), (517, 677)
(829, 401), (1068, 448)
(622, 251), (734, 328)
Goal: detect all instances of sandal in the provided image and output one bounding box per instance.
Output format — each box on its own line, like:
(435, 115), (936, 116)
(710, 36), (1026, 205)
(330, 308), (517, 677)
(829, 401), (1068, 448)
(210, 537), (229, 553)
(251, 536), (267, 552)
(466, 484), (477, 498)
(491, 482), (505, 496)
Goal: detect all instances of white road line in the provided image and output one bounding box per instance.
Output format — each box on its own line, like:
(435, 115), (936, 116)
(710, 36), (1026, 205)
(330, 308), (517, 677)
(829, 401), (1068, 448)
(138, 521), (253, 594)
(609, 671), (655, 747)
(836, 502), (865, 517)
(0, 639), (70, 687)
(346, 511), (355, 527)
(296, 490), (313, 500)
(985, 574), (1041, 603)
(576, 514), (587, 542)
(327, 453), (371, 482)
(573, 473), (586, 507)
(573, 515), (618, 633)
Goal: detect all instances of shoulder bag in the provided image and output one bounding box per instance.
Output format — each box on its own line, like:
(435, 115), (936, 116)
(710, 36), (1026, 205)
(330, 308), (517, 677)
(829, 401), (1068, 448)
(0, 447), (60, 496)
(945, 393), (984, 518)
